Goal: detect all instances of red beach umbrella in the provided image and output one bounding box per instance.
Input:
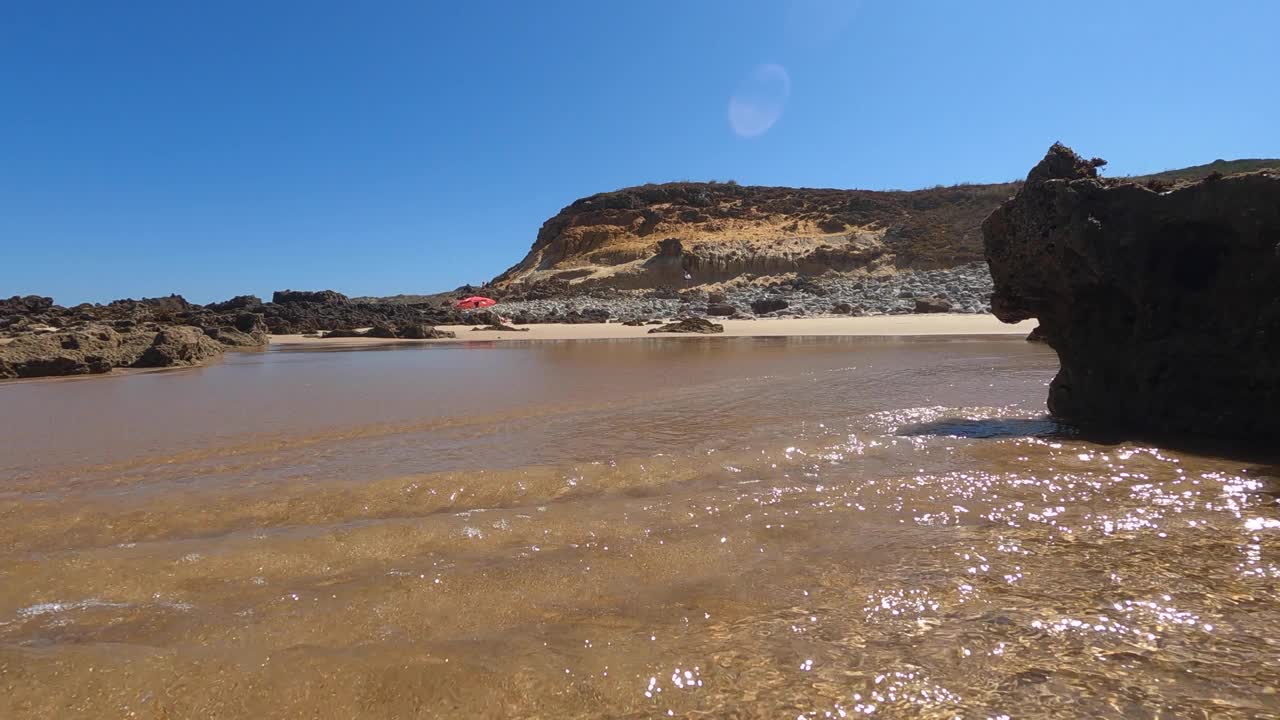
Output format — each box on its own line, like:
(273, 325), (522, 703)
(455, 296), (497, 310)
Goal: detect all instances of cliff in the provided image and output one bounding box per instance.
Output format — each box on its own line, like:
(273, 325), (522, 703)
(493, 181), (1020, 290)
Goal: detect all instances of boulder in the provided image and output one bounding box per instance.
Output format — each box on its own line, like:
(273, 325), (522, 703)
(0, 326), (123, 378)
(134, 326), (225, 368)
(706, 303), (737, 316)
(472, 324), (529, 332)
(463, 309), (503, 326)
(202, 313), (269, 348)
(913, 297), (952, 314)
(365, 322), (401, 338)
(399, 324), (456, 339)
(831, 302), (854, 314)
(648, 317), (724, 334)
(750, 298), (789, 314)
(983, 143), (1280, 444)
(707, 291), (727, 304)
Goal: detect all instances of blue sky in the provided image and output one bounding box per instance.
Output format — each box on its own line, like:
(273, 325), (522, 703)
(3, 0), (1277, 304)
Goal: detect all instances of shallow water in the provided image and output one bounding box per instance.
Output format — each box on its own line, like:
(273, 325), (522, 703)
(1, 336), (1277, 719)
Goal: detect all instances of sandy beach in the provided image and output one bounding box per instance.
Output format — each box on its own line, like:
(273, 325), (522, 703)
(270, 314), (1038, 346)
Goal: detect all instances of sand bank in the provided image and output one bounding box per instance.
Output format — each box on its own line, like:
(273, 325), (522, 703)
(271, 314), (1039, 347)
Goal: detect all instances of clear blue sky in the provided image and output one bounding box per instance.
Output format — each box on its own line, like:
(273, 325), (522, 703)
(3, 0), (1277, 304)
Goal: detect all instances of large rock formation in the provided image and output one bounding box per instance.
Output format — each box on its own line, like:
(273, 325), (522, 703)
(984, 143), (1280, 444)
(0, 325), (224, 379)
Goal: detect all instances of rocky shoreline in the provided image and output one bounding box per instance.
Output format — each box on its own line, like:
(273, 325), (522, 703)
(1, 264), (995, 379)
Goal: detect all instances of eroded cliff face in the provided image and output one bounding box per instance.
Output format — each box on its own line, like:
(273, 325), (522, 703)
(984, 144), (1280, 444)
(494, 181), (1018, 290)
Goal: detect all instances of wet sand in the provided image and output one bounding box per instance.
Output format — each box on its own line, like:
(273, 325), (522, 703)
(2, 335), (1277, 719)
(271, 315), (1039, 347)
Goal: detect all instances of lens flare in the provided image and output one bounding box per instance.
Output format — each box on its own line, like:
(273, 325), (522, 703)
(728, 63), (791, 138)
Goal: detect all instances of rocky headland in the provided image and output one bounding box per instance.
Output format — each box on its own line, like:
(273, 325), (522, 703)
(984, 144), (1280, 444)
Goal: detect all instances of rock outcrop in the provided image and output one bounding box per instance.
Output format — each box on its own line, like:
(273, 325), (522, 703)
(398, 324), (457, 340)
(0, 325), (223, 379)
(648, 318), (724, 334)
(135, 327), (226, 368)
(272, 290), (349, 305)
(256, 297), (464, 334)
(0, 288), (478, 379)
(322, 323), (456, 339)
(983, 143), (1280, 444)
(199, 312), (270, 348)
(750, 298), (789, 314)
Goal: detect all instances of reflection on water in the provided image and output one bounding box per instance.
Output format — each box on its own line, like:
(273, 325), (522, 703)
(897, 416), (1076, 440)
(1, 337), (1277, 718)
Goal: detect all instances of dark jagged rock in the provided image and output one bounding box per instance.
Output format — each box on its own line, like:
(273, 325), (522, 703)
(983, 143), (1280, 444)
(358, 321), (455, 340)
(1026, 324), (1048, 343)
(206, 295), (263, 312)
(398, 324), (456, 339)
(472, 324), (528, 332)
(648, 317), (724, 334)
(706, 303), (737, 316)
(271, 289), (349, 305)
(105, 295), (194, 321)
(260, 300), (462, 335)
(0, 296), (54, 315)
(751, 298), (789, 314)
(913, 297), (952, 314)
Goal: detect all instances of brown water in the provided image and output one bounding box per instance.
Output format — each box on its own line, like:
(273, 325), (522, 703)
(2, 337), (1278, 719)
